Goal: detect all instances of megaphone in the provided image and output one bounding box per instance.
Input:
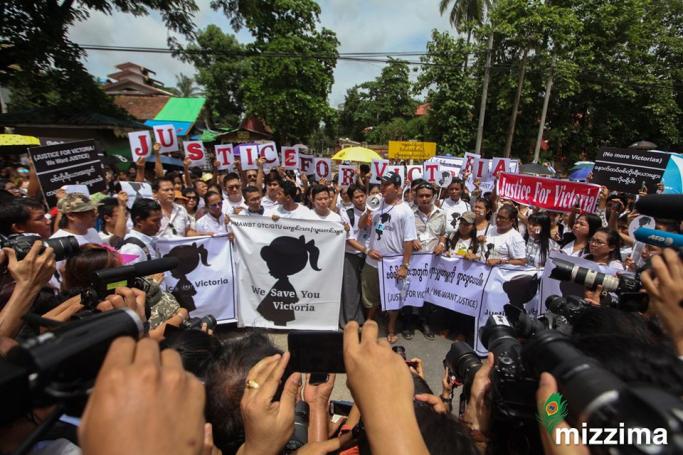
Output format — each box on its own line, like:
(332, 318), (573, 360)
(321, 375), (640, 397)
(367, 194), (383, 211)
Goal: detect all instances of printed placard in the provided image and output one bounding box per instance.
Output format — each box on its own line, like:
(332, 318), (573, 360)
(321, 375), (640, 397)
(406, 165), (424, 182)
(153, 125), (179, 153)
(314, 157), (332, 181)
(128, 131), (153, 161)
(338, 165), (356, 187)
(238, 144), (259, 170)
(258, 142), (280, 168)
(183, 141), (207, 167)
(214, 144), (234, 171)
(370, 159), (390, 184)
(282, 146), (299, 170)
(299, 153), (314, 175)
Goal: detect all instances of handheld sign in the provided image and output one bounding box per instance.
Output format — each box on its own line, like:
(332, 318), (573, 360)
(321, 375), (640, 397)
(300, 154), (314, 176)
(128, 131), (152, 161)
(258, 142), (280, 168)
(238, 144), (259, 170)
(338, 165), (356, 186)
(282, 146), (299, 170)
(314, 157), (332, 181)
(153, 125), (179, 153)
(184, 141), (207, 167)
(370, 159), (389, 184)
(215, 144), (234, 171)
(406, 165), (423, 182)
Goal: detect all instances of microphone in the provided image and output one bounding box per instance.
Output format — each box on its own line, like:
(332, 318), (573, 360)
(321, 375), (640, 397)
(635, 194), (683, 220)
(633, 227), (683, 249)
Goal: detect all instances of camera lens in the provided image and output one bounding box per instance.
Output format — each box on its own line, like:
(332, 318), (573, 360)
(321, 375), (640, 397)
(45, 236), (80, 261)
(392, 345), (407, 360)
(545, 295), (566, 313)
(444, 341), (482, 384)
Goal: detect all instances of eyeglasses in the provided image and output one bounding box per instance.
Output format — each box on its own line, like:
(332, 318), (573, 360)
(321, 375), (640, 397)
(590, 238), (607, 245)
(227, 184), (241, 190)
(495, 215), (510, 221)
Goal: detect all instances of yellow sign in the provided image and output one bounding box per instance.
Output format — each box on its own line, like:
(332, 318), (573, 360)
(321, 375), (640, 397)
(388, 141), (437, 160)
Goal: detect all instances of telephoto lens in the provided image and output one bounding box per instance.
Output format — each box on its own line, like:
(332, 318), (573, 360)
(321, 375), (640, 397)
(443, 341), (482, 386)
(0, 234), (80, 261)
(187, 314), (218, 331)
(548, 258), (619, 291)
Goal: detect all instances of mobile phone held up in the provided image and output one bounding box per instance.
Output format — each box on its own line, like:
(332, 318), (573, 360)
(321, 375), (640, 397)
(287, 331), (345, 373)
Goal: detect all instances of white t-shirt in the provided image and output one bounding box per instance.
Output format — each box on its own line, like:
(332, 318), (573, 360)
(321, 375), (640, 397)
(243, 207), (274, 217)
(158, 203), (191, 238)
(273, 204), (315, 220)
(51, 228), (102, 246)
(310, 210), (343, 223)
(487, 226), (526, 260)
(441, 198), (471, 234)
(196, 212), (228, 235)
(221, 197), (247, 216)
(365, 201), (417, 268)
(340, 206), (372, 255)
(261, 195), (279, 210)
(560, 240), (585, 257)
(119, 230), (160, 264)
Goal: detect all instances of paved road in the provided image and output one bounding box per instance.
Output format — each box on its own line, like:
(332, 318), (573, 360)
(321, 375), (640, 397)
(216, 320), (463, 410)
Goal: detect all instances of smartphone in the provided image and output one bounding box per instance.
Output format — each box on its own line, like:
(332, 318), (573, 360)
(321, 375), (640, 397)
(329, 400), (354, 417)
(288, 331), (345, 373)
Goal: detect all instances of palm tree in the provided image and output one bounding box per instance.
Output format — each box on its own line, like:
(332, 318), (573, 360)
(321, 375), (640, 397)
(172, 73), (202, 97)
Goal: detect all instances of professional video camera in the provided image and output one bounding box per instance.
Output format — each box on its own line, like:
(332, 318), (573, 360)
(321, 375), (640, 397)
(549, 258), (648, 312)
(78, 257), (218, 331)
(0, 309), (144, 426)
(0, 234), (79, 261)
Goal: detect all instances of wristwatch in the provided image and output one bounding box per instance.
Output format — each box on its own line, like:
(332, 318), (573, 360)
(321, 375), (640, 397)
(401, 262), (409, 269)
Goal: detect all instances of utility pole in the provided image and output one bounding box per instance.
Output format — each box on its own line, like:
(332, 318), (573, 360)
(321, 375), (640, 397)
(475, 32), (494, 155)
(533, 68), (554, 163)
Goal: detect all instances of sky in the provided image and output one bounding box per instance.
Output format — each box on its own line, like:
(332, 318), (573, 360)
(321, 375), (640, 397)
(68, 0), (456, 107)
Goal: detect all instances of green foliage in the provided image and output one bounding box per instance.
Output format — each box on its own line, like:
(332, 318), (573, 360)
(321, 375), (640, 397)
(1, 0), (199, 116)
(175, 25), (250, 127)
(415, 30), (477, 154)
(171, 73), (202, 97)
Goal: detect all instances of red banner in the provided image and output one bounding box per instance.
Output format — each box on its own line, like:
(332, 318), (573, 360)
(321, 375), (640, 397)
(496, 173), (601, 213)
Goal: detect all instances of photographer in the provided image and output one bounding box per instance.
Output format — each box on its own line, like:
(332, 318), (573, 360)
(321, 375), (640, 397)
(0, 198), (52, 240)
(0, 241), (55, 338)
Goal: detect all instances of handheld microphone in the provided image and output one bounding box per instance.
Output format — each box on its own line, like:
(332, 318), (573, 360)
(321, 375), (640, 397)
(633, 227), (683, 249)
(635, 194), (683, 220)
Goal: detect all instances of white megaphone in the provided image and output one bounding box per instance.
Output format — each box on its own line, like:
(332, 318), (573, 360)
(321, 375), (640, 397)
(366, 194), (383, 211)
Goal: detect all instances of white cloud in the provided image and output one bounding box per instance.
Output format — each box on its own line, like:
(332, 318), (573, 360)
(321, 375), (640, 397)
(68, 1), (456, 106)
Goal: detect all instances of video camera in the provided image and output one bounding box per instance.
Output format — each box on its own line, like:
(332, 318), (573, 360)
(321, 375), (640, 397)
(0, 309), (143, 425)
(0, 234), (79, 262)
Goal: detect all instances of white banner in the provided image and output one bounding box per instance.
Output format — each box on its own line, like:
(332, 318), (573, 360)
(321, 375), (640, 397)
(474, 265), (541, 355)
(230, 216), (346, 330)
(426, 256), (488, 317)
(157, 235), (237, 323)
(378, 254), (432, 310)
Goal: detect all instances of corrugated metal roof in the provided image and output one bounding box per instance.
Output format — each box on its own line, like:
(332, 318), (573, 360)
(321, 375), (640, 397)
(153, 97), (206, 123)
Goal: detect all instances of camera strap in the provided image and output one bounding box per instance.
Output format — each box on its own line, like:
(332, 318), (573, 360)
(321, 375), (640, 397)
(121, 237), (152, 261)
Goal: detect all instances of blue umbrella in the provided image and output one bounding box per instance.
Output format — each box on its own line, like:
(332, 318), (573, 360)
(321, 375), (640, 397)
(662, 153), (683, 194)
(568, 162), (594, 181)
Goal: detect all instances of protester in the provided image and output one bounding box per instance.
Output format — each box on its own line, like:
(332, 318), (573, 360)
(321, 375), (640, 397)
(584, 227), (624, 270)
(96, 193), (129, 246)
(242, 185), (270, 217)
(153, 177), (196, 238)
(440, 178), (471, 234)
(181, 187), (200, 229)
(446, 211), (479, 260)
(0, 197), (52, 240)
(361, 171), (416, 344)
(560, 213), (602, 257)
(119, 198), (162, 263)
(473, 198), (494, 238)
(271, 180), (314, 220)
(261, 171), (282, 210)
(484, 204), (527, 266)
(196, 191), (229, 235)
(221, 172), (247, 216)
(525, 212), (558, 267)
(50, 193), (102, 245)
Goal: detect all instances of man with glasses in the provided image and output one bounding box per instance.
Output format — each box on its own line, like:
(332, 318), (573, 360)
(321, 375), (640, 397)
(221, 172), (247, 216)
(153, 177), (196, 238)
(196, 191), (228, 235)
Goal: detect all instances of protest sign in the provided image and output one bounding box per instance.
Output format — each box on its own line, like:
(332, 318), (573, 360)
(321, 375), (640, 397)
(214, 144), (234, 171)
(497, 172), (601, 213)
(387, 141), (437, 160)
(314, 157), (332, 181)
(230, 216), (345, 330)
(388, 164), (406, 185)
(157, 235), (237, 323)
(461, 153), (479, 177)
(282, 146), (299, 170)
(437, 166), (454, 188)
(128, 131), (152, 161)
(370, 159), (390, 184)
(299, 154), (314, 176)
(183, 141), (207, 167)
(153, 125), (179, 153)
(492, 158), (511, 178)
(591, 147), (670, 194)
(119, 181), (153, 209)
(422, 161), (440, 183)
(628, 215), (656, 239)
(29, 140), (105, 207)
(474, 266), (541, 355)
(238, 144), (259, 170)
(258, 142), (279, 168)
(425, 256), (488, 317)
(378, 254), (432, 310)
(406, 165), (423, 182)
(338, 165), (356, 186)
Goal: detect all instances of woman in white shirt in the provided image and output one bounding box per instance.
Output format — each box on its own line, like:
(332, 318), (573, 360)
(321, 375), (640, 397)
(446, 211), (479, 260)
(584, 228), (625, 271)
(485, 204), (527, 266)
(560, 213), (602, 257)
(525, 212), (559, 267)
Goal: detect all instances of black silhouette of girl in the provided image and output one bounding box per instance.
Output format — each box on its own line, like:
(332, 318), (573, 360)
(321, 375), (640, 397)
(503, 274), (540, 309)
(164, 243), (210, 311)
(450, 212), (461, 230)
(257, 235), (321, 326)
(375, 213), (392, 240)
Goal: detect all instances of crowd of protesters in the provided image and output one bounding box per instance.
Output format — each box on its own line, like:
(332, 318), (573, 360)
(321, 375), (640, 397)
(1, 143), (683, 455)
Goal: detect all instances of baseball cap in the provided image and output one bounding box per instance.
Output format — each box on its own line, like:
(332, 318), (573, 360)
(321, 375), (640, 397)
(201, 173), (214, 182)
(381, 171), (402, 187)
(459, 211), (476, 225)
(57, 193), (99, 213)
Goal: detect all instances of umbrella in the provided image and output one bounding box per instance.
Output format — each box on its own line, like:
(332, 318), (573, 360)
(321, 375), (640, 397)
(520, 162), (555, 176)
(0, 134), (40, 154)
(331, 146), (382, 163)
(568, 161), (594, 182)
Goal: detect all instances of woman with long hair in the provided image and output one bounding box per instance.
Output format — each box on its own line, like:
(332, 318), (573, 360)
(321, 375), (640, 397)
(560, 213), (602, 257)
(446, 211), (479, 260)
(524, 212), (558, 267)
(585, 228), (624, 270)
(473, 198), (493, 238)
(182, 187), (200, 231)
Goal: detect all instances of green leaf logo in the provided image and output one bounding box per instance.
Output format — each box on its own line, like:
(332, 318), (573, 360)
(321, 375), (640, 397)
(538, 392), (568, 434)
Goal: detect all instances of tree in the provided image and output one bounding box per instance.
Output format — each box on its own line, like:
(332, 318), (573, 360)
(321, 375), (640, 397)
(415, 30), (476, 153)
(2, 1), (199, 115)
(172, 74), (202, 97)
(211, 0), (339, 143)
(174, 25), (250, 127)
(338, 85), (374, 141)
(439, 0), (488, 51)
(367, 59), (417, 125)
